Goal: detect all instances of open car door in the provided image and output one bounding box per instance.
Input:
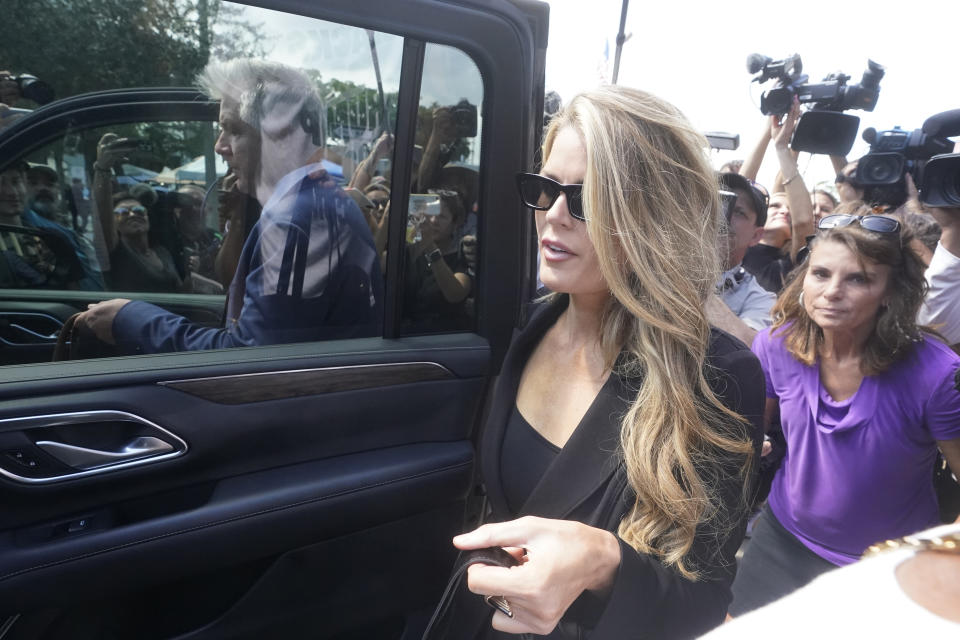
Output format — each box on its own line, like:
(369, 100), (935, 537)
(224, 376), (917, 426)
(0, 0), (547, 637)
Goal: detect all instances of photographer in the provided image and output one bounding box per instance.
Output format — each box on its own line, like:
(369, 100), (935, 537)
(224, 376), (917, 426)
(91, 134), (185, 293)
(417, 103), (474, 192)
(741, 100), (815, 293)
(917, 204), (960, 347)
(404, 189), (472, 331)
(706, 173), (776, 346)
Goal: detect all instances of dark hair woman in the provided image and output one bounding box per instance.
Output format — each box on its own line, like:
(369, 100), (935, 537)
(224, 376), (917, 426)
(729, 206), (960, 616)
(92, 134), (183, 293)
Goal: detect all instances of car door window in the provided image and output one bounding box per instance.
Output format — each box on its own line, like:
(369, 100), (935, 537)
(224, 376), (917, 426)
(400, 43), (483, 335)
(0, 1), (422, 364)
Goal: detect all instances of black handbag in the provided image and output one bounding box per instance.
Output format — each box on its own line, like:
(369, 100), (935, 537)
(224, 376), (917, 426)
(421, 546), (519, 640)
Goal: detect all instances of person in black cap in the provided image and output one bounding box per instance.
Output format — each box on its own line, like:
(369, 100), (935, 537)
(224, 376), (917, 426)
(706, 172), (776, 346)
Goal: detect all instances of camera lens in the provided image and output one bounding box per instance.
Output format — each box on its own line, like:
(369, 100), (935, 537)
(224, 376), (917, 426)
(857, 153), (904, 185)
(920, 154), (960, 207)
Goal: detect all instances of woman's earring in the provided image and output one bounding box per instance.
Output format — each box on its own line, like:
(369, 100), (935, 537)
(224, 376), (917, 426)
(798, 291), (805, 307)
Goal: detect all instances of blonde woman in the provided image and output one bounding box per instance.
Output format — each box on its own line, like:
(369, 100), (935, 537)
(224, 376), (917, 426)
(444, 87), (764, 640)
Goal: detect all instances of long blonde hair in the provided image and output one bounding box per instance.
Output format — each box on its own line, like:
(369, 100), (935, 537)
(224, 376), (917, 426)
(543, 86), (754, 579)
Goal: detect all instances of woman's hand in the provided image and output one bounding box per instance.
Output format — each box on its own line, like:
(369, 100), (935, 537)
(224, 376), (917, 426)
(454, 516), (621, 636)
(95, 133), (136, 171)
(770, 98), (800, 151)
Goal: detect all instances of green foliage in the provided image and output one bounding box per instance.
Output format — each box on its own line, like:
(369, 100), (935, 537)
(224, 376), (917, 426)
(0, 0), (264, 103)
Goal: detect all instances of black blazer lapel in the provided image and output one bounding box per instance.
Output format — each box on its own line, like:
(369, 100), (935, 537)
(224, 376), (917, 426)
(520, 371), (631, 520)
(480, 296), (568, 522)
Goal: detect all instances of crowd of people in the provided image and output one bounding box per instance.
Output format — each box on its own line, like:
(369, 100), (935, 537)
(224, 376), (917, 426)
(0, 58), (480, 353)
(704, 96), (960, 635)
(434, 85), (960, 639)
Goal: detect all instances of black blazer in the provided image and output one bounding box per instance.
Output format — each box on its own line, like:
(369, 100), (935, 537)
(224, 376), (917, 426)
(449, 295), (765, 640)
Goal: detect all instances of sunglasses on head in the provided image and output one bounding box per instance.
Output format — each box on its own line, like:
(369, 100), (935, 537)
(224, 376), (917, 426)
(114, 205), (147, 217)
(515, 172), (585, 221)
(817, 214), (900, 234)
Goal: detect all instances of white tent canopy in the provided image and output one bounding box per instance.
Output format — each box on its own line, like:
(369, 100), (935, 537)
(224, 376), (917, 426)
(155, 154), (228, 185)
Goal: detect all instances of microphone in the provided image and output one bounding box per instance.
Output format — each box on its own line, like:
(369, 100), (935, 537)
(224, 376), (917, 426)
(922, 109), (960, 138)
(746, 53), (772, 75)
(862, 127), (877, 145)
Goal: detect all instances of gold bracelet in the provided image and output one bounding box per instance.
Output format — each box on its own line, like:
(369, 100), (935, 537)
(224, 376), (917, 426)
(863, 531), (960, 558)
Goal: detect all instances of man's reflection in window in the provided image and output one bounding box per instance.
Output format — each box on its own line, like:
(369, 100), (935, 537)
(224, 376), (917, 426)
(79, 60), (383, 351)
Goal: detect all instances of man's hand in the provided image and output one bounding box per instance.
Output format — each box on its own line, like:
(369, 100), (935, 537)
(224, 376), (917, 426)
(77, 299), (132, 345)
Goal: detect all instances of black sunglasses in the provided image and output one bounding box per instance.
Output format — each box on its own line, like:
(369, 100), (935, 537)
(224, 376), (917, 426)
(515, 172), (585, 221)
(818, 214), (900, 234)
(113, 205), (147, 217)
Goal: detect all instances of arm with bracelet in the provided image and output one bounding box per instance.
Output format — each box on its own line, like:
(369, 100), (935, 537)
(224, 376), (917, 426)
(772, 100), (814, 262)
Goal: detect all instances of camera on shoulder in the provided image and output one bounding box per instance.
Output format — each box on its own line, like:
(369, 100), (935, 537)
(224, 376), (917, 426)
(856, 110), (960, 209)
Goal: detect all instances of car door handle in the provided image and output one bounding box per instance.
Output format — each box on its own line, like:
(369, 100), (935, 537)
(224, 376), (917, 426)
(9, 322), (59, 341)
(35, 437), (175, 470)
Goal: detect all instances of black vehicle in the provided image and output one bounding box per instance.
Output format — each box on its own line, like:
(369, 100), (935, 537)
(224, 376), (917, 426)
(0, 0), (547, 637)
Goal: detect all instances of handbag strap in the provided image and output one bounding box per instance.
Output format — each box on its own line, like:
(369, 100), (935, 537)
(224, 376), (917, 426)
(421, 546), (519, 640)
(52, 312), (83, 362)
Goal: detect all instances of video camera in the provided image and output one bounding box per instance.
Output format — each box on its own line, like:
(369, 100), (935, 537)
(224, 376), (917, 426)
(857, 109), (960, 208)
(747, 53), (885, 155)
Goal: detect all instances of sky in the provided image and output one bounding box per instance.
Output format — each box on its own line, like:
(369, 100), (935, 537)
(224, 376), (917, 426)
(542, 0), (960, 191)
(229, 0), (957, 191)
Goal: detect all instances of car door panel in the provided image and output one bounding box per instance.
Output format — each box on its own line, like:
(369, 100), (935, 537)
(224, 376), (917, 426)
(0, 340), (487, 636)
(0, 0), (547, 636)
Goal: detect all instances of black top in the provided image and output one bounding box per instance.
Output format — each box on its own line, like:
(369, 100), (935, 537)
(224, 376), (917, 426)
(403, 247), (471, 331)
(742, 243), (792, 293)
(446, 294), (766, 640)
(500, 404), (561, 514)
(108, 238), (181, 293)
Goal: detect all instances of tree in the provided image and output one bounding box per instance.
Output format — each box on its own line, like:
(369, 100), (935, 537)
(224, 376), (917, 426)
(0, 0), (264, 104)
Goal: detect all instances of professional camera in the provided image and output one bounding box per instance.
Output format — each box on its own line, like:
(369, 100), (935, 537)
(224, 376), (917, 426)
(855, 109), (959, 208)
(747, 54), (885, 155)
(0, 73), (55, 106)
(918, 109), (960, 208)
(748, 54), (883, 117)
(449, 99), (477, 138)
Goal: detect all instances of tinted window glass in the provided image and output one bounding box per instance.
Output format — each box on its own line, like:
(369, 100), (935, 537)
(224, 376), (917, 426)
(0, 1), (404, 364)
(400, 43), (483, 334)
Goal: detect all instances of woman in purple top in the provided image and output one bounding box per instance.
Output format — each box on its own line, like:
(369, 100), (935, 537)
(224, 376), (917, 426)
(729, 207), (960, 616)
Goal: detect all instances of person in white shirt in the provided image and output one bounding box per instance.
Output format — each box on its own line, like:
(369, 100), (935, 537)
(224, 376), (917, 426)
(698, 521), (960, 639)
(918, 206), (960, 346)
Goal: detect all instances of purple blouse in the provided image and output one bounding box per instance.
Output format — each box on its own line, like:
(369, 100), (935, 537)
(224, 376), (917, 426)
(753, 327), (960, 566)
